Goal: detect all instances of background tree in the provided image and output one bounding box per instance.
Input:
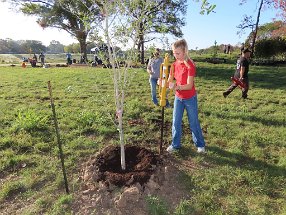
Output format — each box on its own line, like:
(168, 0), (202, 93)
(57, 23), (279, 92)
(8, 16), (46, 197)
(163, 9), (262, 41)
(64, 43), (81, 53)
(244, 20), (286, 44)
(271, 20), (286, 37)
(254, 37), (286, 59)
(3, 0), (103, 60)
(237, 0), (285, 52)
(47, 40), (64, 53)
(0, 39), (47, 54)
(124, 0), (187, 64)
(243, 20), (286, 59)
(124, 0), (216, 64)
(18, 40), (46, 54)
(0, 39), (21, 54)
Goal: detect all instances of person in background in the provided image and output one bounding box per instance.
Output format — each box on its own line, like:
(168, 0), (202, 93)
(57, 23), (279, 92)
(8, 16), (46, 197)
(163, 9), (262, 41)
(147, 48), (164, 106)
(227, 44), (231, 54)
(167, 39), (206, 153)
(39, 52), (45, 66)
(66, 52), (72, 65)
(80, 53), (86, 64)
(30, 53), (37, 67)
(32, 53), (37, 62)
(223, 44), (227, 54)
(223, 48), (252, 99)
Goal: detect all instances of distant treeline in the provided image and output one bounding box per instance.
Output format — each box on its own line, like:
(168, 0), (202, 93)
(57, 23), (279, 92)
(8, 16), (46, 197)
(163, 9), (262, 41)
(0, 39), (101, 54)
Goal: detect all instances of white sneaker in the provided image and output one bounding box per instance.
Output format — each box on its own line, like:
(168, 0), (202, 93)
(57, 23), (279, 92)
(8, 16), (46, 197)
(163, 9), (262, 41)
(197, 147), (206, 153)
(166, 145), (176, 153)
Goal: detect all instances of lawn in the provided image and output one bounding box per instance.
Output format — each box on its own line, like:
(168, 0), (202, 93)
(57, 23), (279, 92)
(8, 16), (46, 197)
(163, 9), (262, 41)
(0, 62), (285, 214)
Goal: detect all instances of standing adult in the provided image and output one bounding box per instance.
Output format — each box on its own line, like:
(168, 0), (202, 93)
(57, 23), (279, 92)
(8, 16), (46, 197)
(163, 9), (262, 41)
(227, 44), (231, 54)
(147, 48), (164, 106)
(223, 48), (252, 99)
(66, 53), (72, 65)
(33, 53), (37, 62)
(39, 52), (45, 66)
(223, 44), (227, 54)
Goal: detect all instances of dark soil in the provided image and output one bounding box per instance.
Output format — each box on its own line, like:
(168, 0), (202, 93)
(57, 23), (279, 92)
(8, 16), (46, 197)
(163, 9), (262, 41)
(93, 145), (160, 187)
(73, 145), (193, 214)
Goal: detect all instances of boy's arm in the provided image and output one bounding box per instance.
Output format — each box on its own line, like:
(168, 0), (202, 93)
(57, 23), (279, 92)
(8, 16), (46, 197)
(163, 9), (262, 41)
(167, 64), (175, 89)
(240, 67), (245, 80)
(176, 76), (194, 91)
(167, 65), (174, 82)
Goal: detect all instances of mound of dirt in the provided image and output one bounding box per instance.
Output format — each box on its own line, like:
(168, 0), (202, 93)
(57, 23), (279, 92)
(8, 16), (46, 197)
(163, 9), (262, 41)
(82, 145), (159, 187)
(72, 145), (191, 214)
(93, 145), (159, 186)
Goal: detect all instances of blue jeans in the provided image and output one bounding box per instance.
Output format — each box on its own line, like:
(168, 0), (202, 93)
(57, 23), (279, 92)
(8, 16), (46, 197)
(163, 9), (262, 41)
(149, 77), (158, 105)
(171, 95), (205, 149)
(149, 77), (170, 106)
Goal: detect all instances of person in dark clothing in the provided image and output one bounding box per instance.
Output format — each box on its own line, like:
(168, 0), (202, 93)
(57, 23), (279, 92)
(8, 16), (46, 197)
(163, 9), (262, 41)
(223, 48), (251, 99)
(80, 53), (86, 64)
(39, 52), (45, 66)
(240, 43), (245, 55)
(33, 53), (37, 62)
(66, 53), (72, 65)
(223, 44), (227, 54)
(30, 53), (37, 67)
(227, 44), (231, 54)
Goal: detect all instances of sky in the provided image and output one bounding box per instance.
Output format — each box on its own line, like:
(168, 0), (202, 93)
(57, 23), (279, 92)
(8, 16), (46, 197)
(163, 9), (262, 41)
(0, 0), (279, 50)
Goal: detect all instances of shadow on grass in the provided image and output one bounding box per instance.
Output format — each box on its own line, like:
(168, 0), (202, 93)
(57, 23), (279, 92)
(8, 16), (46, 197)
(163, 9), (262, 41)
(205, 146), (286, 178)
(205, 110), (285, 127)
(174, 144), (285, 179)
(197, 64), (286, 90)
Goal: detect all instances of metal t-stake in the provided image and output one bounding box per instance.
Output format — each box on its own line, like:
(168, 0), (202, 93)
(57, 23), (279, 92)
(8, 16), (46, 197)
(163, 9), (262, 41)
(47, 81), (69, 194)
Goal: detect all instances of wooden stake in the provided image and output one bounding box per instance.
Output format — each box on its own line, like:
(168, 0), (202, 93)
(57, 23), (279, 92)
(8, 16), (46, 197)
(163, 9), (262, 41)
(47, 81), (69, 194)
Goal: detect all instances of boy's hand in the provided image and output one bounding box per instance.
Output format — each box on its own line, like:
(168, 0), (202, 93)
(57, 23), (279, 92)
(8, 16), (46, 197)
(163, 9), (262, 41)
(168, 82), (175, 89)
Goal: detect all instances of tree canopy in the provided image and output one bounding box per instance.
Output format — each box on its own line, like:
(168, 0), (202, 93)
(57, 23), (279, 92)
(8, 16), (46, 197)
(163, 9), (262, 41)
(0, 39), (46, 54)
(123, 0), (187, 63)
(237, 0), (286, 52)
(4, 0), (103, 59)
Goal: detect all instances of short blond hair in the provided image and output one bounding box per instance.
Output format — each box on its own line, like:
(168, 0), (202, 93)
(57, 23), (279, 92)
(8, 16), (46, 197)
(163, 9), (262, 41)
(172, 39), (189, 60)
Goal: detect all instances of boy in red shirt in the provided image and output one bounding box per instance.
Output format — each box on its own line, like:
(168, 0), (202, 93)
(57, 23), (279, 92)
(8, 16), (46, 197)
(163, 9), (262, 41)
(167, 39), (205, 153)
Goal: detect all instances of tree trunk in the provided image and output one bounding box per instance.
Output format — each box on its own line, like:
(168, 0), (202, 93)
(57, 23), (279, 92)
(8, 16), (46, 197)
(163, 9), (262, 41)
(251, 0), (264, 53)
(137, 21), (145, 64)
(137, 42), (141, 63)
(104, 6), (126, 171)
(141, 36), (145, 64)
(77, 32), (88, 61)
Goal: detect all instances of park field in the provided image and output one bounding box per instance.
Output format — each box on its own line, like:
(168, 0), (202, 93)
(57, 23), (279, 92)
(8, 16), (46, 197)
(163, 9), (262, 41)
(0, 62), (285, 214)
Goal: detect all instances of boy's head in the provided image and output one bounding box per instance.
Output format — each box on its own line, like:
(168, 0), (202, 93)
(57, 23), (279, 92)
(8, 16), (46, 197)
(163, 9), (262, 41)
(242, 48), (251, 58)
(172, 39), (189, 61)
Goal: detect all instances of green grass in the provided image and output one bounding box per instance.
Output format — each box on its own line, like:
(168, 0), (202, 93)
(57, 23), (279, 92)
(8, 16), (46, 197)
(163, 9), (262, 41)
(0, 62), (285, 214)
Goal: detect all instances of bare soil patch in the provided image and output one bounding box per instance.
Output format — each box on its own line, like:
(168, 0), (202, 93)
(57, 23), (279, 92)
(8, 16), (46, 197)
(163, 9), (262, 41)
(71, 144), (192, 214)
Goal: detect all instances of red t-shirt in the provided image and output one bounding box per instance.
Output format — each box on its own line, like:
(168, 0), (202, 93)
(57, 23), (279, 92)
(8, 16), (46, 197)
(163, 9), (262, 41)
(173, 59), (196, 99)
